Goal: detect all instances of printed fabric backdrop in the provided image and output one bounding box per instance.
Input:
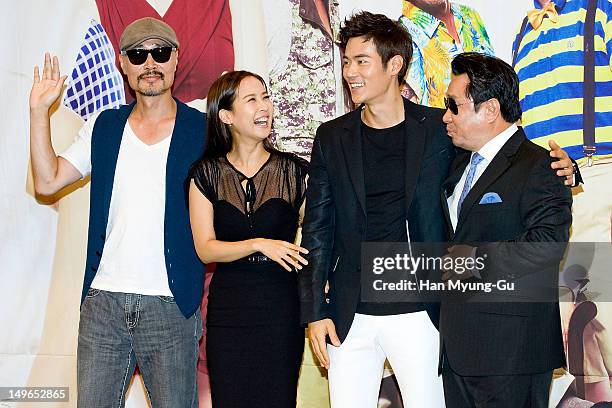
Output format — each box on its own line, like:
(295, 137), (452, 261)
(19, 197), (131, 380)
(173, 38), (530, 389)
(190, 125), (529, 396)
(1, 0), (611, 407)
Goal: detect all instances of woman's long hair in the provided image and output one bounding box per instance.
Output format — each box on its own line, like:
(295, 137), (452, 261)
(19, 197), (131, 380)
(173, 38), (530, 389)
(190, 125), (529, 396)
(204, 70), (274, 158)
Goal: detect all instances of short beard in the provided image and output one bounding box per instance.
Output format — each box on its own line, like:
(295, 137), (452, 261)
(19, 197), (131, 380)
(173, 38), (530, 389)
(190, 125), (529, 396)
(136, 69), (168, 96)
(137, 87), (168, 97)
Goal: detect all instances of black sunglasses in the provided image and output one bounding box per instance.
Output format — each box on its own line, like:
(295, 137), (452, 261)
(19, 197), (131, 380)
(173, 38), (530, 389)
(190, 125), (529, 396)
(444, 97), (473, 115)
(121, 47), (176, 65)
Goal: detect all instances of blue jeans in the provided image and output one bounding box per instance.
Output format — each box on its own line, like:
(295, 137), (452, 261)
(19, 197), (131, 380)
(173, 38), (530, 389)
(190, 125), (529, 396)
(77, 289), (202, 407)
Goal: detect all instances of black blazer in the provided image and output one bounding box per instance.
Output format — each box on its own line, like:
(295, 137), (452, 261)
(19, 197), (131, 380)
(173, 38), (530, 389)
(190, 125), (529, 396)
(298, 98), (454, 342)
(439, 128), (572, 376)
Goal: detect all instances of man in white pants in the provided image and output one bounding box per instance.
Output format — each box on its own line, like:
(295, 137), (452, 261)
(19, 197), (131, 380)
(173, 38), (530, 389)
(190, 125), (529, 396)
(298, 11), (576, 408)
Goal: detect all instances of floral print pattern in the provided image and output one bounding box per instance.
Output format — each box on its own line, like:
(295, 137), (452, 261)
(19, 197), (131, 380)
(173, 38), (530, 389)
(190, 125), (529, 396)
(269, 0), (340, 160)
(399, 2), (494, 108)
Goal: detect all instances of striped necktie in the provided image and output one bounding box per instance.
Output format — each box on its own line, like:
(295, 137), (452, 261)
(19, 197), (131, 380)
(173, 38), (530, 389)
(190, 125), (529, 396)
(457, 152), (485, 216)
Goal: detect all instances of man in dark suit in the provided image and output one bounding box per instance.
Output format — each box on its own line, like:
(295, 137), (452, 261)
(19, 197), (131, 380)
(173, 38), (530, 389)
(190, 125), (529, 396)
(298, 11), (451, 407)
(439, 52), (572, 407)
(298, 12), (576, 408)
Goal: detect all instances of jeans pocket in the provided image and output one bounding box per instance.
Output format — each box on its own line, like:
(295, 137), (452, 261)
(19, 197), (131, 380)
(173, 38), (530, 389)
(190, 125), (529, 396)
(86, 288), (101, 298)
(156, 295), (176, 303)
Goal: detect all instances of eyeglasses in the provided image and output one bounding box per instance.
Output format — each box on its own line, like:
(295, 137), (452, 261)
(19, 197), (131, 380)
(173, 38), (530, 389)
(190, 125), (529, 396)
(121, 47), (176, 65)
(444, 97), (474, 115)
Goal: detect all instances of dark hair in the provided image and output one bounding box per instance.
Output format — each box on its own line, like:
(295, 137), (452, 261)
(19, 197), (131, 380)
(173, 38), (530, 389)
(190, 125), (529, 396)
(204, 70), (274, 158)
(338, 11), (412, 86)
(451, 52), (522, 123)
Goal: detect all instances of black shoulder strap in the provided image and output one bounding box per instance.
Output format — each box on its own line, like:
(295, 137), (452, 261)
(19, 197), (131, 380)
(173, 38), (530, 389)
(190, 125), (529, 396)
(512, 16), (530, 68)
(583, 0), (598, 160)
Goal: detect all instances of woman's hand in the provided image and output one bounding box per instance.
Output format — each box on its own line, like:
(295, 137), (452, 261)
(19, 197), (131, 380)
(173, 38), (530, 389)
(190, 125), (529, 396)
(252, 239), (309, 272)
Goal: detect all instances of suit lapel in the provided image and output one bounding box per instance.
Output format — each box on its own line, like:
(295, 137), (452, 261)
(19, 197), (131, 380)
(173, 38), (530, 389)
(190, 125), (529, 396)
(340, 108), (366, 215)
(455, 129), (525, 232)
(339, 99), (441, 218)
(441, 150), (470, 236)
(403, 99), (428, 213)
(455, 155), (510, 232)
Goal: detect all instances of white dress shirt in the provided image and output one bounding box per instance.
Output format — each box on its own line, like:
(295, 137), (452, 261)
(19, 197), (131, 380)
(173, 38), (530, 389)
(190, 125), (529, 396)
(448, 123), (518, 232)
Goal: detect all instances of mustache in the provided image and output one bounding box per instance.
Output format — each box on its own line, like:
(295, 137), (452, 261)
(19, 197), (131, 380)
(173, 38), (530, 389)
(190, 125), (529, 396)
(138, 70), (164, 80)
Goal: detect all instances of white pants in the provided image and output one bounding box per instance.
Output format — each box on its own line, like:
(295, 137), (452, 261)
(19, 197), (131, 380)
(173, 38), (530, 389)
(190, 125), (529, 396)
(571, 160), (612, 242)
(327, 311), (444, 408)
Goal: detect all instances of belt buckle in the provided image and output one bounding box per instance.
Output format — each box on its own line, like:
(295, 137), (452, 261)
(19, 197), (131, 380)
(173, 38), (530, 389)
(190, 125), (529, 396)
(583, 145), (596, 167)
(247, 254), (270, 263)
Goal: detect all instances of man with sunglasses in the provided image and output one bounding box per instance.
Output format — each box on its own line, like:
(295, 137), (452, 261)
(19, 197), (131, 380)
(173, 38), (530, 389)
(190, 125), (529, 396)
(299, 11), (576, 408)
(28, 17), (205, 406)
(439, 52), (571, 408)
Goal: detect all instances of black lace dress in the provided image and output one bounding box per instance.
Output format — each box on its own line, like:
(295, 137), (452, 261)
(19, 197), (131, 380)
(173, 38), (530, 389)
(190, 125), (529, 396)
(191, 151), (308, 408)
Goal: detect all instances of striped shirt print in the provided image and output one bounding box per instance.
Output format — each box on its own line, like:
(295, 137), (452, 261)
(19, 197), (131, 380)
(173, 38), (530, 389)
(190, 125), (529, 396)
(512, 0), (612, 161)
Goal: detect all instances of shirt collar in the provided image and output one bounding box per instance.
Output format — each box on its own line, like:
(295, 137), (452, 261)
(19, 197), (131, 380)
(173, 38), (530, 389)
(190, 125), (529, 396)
(476, 123), (519, 163)
(404, 2), (466, 39)
(533, 0), (566, 11)
(449, 3), (465, 36)
(404, 2), (442, 39)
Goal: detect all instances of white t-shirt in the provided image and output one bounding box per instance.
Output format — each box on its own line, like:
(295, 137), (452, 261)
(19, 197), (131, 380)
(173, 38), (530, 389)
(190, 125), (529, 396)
(60, 113), (173, 296)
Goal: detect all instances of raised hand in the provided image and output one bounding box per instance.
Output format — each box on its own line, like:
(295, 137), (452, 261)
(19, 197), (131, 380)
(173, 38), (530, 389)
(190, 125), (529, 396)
(30, 53), (68, 111)
(252, 238), (309, 272)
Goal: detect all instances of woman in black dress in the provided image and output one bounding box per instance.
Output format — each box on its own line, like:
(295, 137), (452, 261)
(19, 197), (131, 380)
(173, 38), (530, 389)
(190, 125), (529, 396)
(188, 71), (309, 407)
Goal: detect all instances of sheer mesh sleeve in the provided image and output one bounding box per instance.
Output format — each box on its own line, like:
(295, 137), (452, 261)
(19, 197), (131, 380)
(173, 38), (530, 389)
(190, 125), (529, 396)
(190, 152), (308, 213)
(190, 158), (219, 203)
(275, 152), (309, 210)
